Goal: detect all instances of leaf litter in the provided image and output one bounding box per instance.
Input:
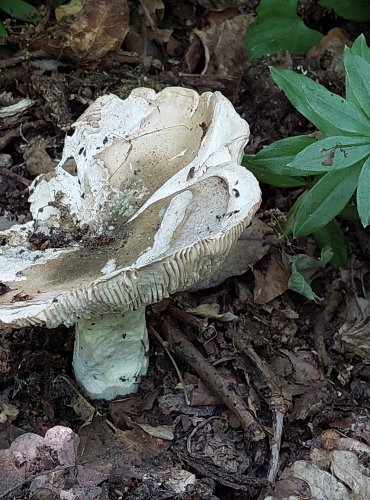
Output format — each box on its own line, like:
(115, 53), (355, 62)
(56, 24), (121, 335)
(0, 1), (370, 498)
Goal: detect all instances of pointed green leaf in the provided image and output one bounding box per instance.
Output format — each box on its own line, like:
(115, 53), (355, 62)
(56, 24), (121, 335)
(350, 35), (370, 64)
(344, 49), (370, 119)
(293, 163), (361, 237)
(281, 191), (307, 236)
(288, 270), (321, 302)
(319, 0), (370, 21)
(246, 135), (315, 166)
(357, 156), (370, 227)
(243, 161), (307, 187)
(270, 67), (370, 136)
(0, 20), (7, 40)
(289, 136), (370, 174)
(313, 220), (347, 267)
(287, 247), (334, 302)
(243, 135), (314, 182)
(245, 0), (321, 60)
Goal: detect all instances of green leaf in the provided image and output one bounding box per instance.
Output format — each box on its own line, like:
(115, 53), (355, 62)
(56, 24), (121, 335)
(281, 191), (307, 236)
(245, 0), (322, 60)
(350, 34), (370, 64)
(270, 67), (370, 136)
(0, 0), (40, 22)
(245, 135), (316, 172)
(286, 247), (334, 301)
(289, 136), (370, 174)
(357, 156), (370, 227)
(344, 50), (370, 119)
(338, 201), (359, 221)
(319, 0), (370, 21)
(0, 20), (7, 40)
(243, 161), (307, 187)
(313, 220), (347, 267)
(293, 163), (361, 237)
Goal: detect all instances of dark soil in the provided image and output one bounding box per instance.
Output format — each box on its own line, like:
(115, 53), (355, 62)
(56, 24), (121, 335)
(1, 1), (370, 499)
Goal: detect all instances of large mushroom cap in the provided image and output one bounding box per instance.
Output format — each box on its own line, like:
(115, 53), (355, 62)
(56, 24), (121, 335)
(0, 87), (261, 329)
(0, 87), (260, 399)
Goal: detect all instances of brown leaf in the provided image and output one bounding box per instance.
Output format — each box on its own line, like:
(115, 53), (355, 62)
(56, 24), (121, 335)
(280, 349), (323, 385)
(253, 255), (290, 304)
(34, 0), (129, 62)
(187, 14), (254, 76)
(116, 427), (170, 458)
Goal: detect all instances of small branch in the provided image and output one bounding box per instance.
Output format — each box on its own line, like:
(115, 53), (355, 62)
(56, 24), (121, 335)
(0, 50), (47, 69)
(0, 460), (91, 500)
(0, 167), (31, 186)
(235, 334), (290, 484)
(149, 324), (190, 405)
(160, 317), (265, 441)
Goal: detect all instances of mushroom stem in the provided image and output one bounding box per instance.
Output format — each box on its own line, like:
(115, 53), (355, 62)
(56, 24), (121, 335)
(72, 308), (149, 399)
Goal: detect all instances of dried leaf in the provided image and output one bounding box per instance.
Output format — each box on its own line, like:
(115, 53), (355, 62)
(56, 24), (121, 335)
(34, 0), (129, 62)
(187, 303), (238, 322)
(136, 423), (175, 440)
(280, 349), (322, 385)
(253, 255), (290, 304)
(187, 14), (254, 76)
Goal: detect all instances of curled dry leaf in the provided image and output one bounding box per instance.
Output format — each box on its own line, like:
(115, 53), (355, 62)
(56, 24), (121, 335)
(33, 0), (129, 62)
(186, 14), (254, 76)
(266, 430), (370, 500)
(186, 303), (238, 322)
(253, 254), (290, 305)
(136, 422), (175, 440)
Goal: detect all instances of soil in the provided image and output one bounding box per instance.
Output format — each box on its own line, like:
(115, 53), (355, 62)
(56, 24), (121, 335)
(1, 1), (370, 499)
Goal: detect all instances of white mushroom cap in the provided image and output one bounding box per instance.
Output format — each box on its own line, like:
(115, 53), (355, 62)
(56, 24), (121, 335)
(0, 87), (261, 399)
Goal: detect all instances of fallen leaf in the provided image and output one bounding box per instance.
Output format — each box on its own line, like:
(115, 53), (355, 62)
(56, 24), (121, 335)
(186, 303), (237, 322)
(136, 423), (175, 440)
(253, 254), (290, 304)
(280, 349), (322, 385)
(34, 0), (129, 62)
(187, 14), (254, 76)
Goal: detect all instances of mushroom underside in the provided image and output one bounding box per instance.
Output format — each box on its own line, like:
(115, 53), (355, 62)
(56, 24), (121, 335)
(0, 88), (261, 399)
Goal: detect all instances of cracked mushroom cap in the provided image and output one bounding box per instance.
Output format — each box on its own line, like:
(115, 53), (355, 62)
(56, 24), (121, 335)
(0, 87), (261, 329)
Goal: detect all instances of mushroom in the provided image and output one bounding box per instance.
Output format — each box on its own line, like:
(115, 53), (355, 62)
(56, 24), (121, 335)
(0, 87), (261, 400)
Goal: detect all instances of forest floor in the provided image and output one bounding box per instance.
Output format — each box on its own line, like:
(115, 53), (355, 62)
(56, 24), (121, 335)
(1, 1), (370, 499)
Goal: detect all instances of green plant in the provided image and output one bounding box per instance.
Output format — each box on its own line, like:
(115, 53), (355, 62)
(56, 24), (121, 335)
(245, 0), (370, 60)
(243, 34), (370, 268)
(319, 0), (370, 22)
(0, 0), (40, 39)
(245, 0), (322, 60)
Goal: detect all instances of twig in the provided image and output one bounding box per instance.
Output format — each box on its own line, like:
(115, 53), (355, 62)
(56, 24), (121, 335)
(168, 306), (207, 331)
(149, 324), (190, 405)
(174, 447), (268, 490)
(0, 167), (31, 186)
(234, 334), (290, 484)
(0, 50), (47, 69)
(0, 460), (91, 500)
(187, 415), (222, 456)
(160, 317), (265, 441)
